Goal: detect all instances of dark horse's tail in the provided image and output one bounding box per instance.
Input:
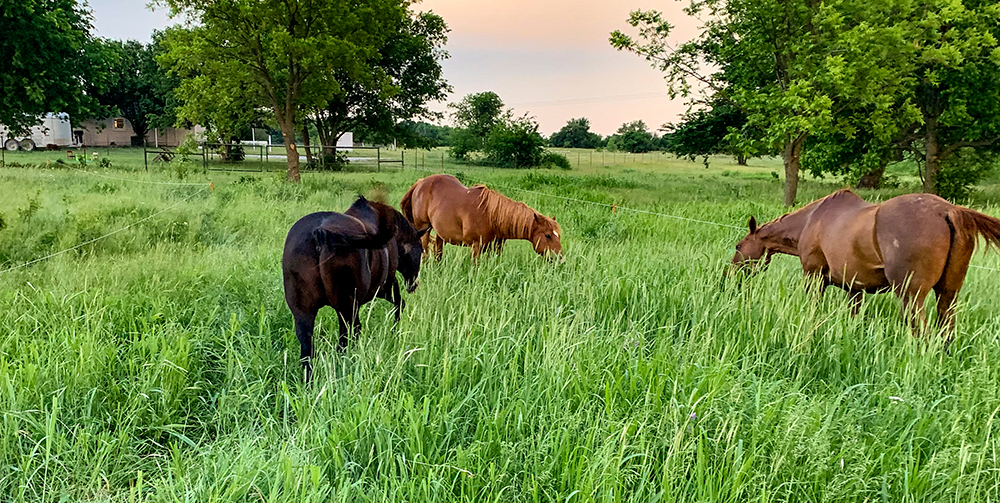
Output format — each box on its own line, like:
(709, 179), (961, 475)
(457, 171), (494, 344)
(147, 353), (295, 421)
(312, 222), (395, 254)
(400, 183), (417, 223)
(950, 207), (1000, 252)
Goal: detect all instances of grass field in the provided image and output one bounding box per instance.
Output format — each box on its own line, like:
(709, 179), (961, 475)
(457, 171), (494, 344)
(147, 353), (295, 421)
(3, 148), (1000, 501)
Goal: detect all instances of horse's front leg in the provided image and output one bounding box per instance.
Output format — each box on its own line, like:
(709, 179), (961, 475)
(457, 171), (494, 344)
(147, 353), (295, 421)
(377, 277), (404, 323)
(470, 240), (483, 264)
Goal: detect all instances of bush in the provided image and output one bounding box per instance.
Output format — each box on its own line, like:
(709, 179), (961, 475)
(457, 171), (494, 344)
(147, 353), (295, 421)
(936, 148), (996, 202)
(448, 128), (480, 161)
(540, 151), (571, 170)
(316, 151), (349, 171)
(482, 116), (546, 168)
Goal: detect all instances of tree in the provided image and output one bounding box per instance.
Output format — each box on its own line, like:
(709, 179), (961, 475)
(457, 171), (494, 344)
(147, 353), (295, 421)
(160, 0), (407, 182)
(483, 115), (546, 168)
(448, 91), (508, 159)
(607, 120), (656, 153)
(895, 0), (1000, 195)
(92, 36), (179, 145)
(0, 0), (105, 133)
(663, 100), (761, 164)
(159, 27), (267, 152)
(396, 121), (453, 148)
(549, 118), (603, 149)
(612, 2), (909, 205)
(312, 10), (451, 152)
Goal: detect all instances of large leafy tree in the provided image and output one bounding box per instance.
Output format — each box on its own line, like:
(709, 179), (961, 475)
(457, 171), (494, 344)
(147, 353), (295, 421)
(0, 0), (105, 133)
(160, 27), (266, 151)
(312, 10), (451, 151)
(448, 91), (508, 160)
(612, 1), (910, 205)
(663, 100), (761, 165)
(549, 118), (603, 149)
(607, 120), (657, 153)
(92, 36), (179, 145)
(898, 0), (1000, 195)
(160, 0), (406, 182)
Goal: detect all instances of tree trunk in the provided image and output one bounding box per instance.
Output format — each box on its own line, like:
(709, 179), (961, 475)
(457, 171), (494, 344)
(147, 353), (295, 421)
(302, 124), (313, 166)
(279, 118), (300, 182)
(856, 163), (886, 189)
(923, 115), (940, 194)
(782, 134), (806, 206)
(735, 153), (748, 166)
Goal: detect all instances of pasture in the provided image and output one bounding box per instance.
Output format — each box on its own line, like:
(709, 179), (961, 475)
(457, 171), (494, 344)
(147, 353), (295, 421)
(3, 149), (1000, 501)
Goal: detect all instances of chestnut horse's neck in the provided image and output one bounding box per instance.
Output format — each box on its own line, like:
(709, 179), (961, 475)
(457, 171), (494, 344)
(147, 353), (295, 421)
(477, 187), (543, 240)
(758, 199), (824, 257)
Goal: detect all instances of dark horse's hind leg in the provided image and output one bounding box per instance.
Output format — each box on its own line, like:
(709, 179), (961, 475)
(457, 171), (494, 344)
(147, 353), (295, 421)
(291, 311), (317, 383)
(336, 305), (362, 350)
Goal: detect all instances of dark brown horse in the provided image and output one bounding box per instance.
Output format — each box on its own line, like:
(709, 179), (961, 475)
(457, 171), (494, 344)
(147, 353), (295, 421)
(400, 174), (562, 261)
(282, 196), (429, 382)
(731, 189), (1000, 337)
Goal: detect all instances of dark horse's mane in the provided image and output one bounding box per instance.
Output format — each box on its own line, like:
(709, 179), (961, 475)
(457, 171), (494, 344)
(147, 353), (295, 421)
(474, 185), (560, 237)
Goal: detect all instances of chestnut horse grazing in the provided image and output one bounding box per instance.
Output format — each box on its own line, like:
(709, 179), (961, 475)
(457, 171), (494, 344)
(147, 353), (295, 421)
(731, 189), (1000, 337)
(282, 196), (428, 382)
(400, 174), (562, 261)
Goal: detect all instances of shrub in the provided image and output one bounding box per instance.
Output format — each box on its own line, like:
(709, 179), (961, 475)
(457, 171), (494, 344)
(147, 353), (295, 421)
(540, 151), (571, 170)
(482, 116), (546, 168)
(936, 149), (996, 202)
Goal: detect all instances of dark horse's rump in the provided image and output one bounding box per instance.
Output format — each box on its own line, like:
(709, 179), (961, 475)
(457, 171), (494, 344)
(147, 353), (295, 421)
(282, 196), (427, 382)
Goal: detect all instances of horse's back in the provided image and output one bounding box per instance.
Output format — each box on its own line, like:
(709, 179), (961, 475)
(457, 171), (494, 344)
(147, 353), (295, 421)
(801, 191), (885, 289)
(408, 174), (489, 244)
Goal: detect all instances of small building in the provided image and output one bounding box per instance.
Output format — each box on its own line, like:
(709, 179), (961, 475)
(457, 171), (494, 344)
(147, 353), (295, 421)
(78, 117), (203, 148)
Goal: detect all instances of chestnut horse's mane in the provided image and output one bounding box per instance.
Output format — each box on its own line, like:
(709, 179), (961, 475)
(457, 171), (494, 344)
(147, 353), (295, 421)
(474, 185), (559, 238)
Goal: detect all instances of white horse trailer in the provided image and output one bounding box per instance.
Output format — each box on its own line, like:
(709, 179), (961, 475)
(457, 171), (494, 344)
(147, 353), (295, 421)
(0, 113), (78, 151)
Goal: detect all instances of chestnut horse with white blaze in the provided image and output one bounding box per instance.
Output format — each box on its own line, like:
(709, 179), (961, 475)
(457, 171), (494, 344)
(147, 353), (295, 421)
(731, 189), (1000, 339)
(401, 174), (562, 261)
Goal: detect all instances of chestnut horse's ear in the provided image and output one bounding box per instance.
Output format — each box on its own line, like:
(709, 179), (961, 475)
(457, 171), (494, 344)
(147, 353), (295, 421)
(416, 226), (430, 238)
(748, 216), (758, 233)
(551, 214), (557, 221)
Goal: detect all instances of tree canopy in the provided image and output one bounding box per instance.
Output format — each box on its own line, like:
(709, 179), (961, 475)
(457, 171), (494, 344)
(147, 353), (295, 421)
(92, 35), (179, 144)
(0, 0), (105, 133)
(613, 0), (1000, 203)
(312, 10), (451, 151)
(160, 0), (409, 181)
(549, 118), (604, 149)
(607, 121), (657, 153)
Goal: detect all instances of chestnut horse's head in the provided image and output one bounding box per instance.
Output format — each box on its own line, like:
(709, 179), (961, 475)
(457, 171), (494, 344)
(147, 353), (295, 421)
(730, 216), (772, 271)
(530, 214), (563, 259)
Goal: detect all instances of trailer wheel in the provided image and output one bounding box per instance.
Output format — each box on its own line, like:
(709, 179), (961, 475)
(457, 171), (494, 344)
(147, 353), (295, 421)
(4, 139), (18, 151)
(19, 139), (35, 151)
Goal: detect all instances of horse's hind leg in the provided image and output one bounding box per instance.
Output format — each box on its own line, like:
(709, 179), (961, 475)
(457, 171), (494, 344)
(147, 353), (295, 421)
(291, 311), (317, 383)
(434, 235), (445, 262)
(933, 237), (973, 344)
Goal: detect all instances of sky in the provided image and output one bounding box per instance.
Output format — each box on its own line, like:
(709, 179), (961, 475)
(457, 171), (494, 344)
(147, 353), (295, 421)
(86, 0), (699, 136)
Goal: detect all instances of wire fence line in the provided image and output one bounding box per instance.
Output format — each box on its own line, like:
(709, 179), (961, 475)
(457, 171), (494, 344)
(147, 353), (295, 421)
(0, 187), (210, 276)
(395, 164), (1000, 274)
(3, 162), (998, 276)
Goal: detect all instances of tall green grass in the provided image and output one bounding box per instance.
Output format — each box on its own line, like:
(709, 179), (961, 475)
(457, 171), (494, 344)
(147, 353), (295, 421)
(2, 158), (1000, 501)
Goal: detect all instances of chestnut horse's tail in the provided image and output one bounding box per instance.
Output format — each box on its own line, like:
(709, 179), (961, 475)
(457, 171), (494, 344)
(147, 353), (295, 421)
(950, 207), (1000, 252)
(400, 183), (417, 222)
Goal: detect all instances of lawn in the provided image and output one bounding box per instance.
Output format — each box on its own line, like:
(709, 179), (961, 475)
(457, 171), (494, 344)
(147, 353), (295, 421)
(2, 149), (1000, 501)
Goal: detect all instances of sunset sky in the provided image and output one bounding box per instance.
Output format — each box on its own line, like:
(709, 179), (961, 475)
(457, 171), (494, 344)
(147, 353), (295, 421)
(88, 0), (698, 136)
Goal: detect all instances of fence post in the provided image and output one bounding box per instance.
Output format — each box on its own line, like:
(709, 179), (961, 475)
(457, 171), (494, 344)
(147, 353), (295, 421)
(401, 149), (405, 170)
(377, 147), (381, 172)
(143, 140), (148, 171)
